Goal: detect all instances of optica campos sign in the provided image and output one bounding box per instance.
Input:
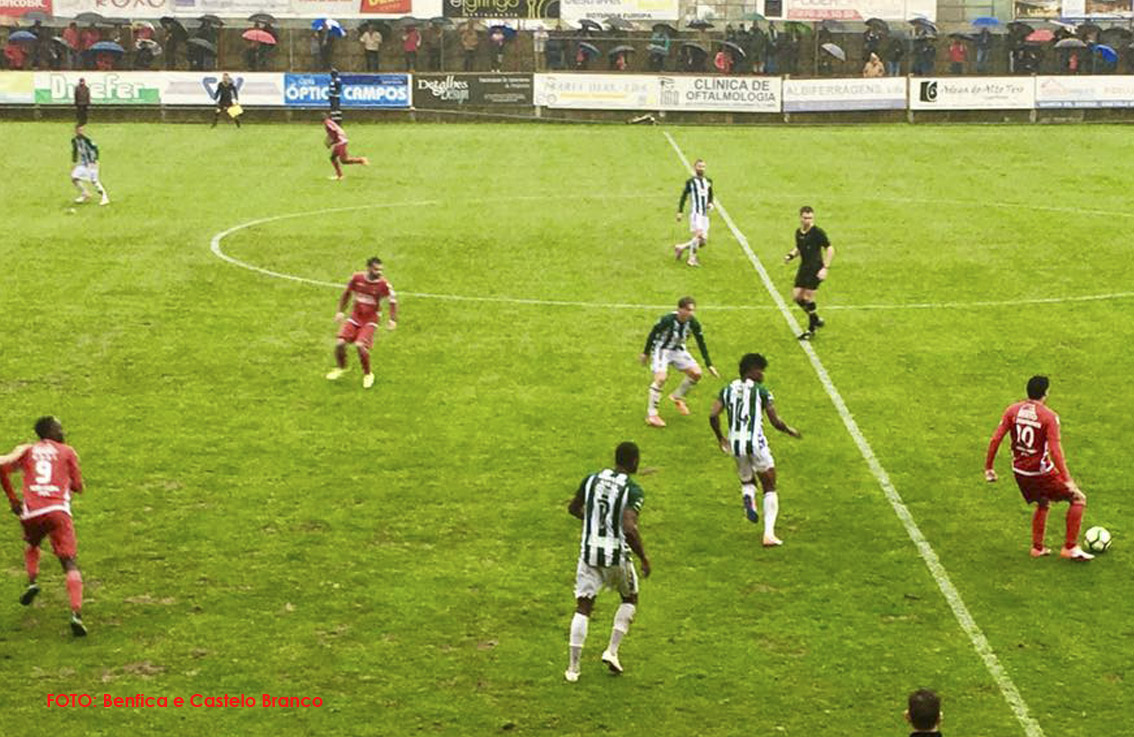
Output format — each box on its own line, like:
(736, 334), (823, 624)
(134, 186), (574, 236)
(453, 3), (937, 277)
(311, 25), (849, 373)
(283, 73), (410, 108)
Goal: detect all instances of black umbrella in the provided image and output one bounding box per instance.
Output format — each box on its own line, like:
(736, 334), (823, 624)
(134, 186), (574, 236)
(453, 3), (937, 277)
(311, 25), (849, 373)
(606, 17), (633, 31)
(75, 12), (105, 24)
(248, 13), (276, 24)
(680, 41), (707, 57)
(104, 18), (131, 26)
(1007, 21), (1033, 36)
(949, 32), (974, 41)
(1100, 26), (1133, 42)
(1077, 22), (1102, 36)
(820, 19), (846, 32)
(909, 18), (937, 34)
(652, 22), (678, 36)
(429, 17), (454, 27)
(396, 16), (422, 26)
(578, 19), (603, 34)
(577, 41), (600, 57)
(1054, 37), (1087, 48)
(865, 18), (889, 32)
(718, 40), (746, 58)
(608, 44), (635, 55)
(22, 10), (49, 23)
(188, 37), (216, 54)
(687, 20), (714, 31)
(160, 17), (188, 41)
(198, 14), (224, 26)
(52, 35), (75, 50)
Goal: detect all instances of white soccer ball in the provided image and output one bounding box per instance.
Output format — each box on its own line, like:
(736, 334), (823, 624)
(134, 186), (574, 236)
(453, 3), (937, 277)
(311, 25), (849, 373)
(1084, 526), (1111, 554)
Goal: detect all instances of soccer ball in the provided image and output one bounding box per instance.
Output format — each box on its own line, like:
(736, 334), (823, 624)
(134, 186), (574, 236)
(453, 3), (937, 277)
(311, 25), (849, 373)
(1084, 526), (1112, 554)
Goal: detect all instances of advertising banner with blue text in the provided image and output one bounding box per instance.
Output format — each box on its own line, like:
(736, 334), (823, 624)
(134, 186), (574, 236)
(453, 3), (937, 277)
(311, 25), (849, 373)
(284, 72), (410, 108)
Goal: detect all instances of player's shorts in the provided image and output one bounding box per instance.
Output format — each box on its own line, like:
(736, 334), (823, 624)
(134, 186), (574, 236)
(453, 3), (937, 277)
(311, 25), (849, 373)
(70, 164), (100, 183)
(574, 556), (639, 600)
(733, 442), (775, 480)
(689, 212), (710, 236)
(650, 347), (699, 375)
(337, 319), (377, 350)
(1013, 471), (1073, 505)
(21, 511), (77, 559)
(794, 267), (823, 291)
(331, 142), (350, 160)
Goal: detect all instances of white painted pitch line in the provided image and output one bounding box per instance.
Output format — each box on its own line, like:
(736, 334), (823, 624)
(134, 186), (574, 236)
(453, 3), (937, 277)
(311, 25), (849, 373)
(663, 131), (1045, 737)
(209, 196), (1134, 314)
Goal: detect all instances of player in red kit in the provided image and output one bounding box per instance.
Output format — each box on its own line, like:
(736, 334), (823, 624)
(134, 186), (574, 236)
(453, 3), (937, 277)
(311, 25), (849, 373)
(985, 376), (1093, 561)
(0, 416), (90, 635)
(326, 257), (398, 389)
(323, 113), (369, 180)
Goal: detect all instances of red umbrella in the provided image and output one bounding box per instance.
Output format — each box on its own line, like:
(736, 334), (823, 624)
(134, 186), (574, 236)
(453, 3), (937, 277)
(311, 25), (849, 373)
(1024, 29), (1054, 43)
(241, 28), (276, 45)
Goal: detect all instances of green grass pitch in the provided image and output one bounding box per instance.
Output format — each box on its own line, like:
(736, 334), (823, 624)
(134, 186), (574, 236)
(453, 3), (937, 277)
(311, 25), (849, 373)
(0, 120), (1131, 736)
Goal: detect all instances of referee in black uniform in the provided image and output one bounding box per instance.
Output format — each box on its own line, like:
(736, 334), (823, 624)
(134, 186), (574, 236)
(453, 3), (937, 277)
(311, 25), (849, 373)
(211, 72), (241, 128)
(783, 205), (835, 341)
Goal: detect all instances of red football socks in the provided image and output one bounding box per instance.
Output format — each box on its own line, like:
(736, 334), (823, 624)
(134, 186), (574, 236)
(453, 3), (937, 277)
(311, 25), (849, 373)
(66, 569), (83, 612)
(1065, 503), (1085, 549)
(359, 349), (371, 375)
(25, 547), (39, 580)
(1031, 506), (1049, 550)
(332, 159), (343, 177)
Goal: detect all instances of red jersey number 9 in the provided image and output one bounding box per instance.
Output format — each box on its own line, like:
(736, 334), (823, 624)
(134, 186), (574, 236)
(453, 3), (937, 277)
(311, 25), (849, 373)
(35, 459), (52, 484)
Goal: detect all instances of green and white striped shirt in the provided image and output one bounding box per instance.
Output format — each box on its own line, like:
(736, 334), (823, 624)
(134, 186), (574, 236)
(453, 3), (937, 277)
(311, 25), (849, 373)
(577, 469), (644, 567)
(719, 379), (774, 456)
(71, 134), (99, 166)
(643, 312), (712, 365)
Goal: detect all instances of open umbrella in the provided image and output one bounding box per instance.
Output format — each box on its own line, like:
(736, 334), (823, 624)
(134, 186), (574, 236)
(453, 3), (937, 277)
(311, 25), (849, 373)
(606, 17), (633, 31)
(133, 21), (154, 32)
(249, 13), (276, 24)
(1007, 21), (1033, 36)
(1025, 29), (1054, 43)
(396, 16), (421, 26)
(784, 21), (813, 35)
(578, 19), (603, 34)
(909, 17), (938, 35)
(1076, 22), (1102, 37)
(949, 32), (974, 41)
(429, 17), (454, 27)
(136, 38), (160, 52)
(1100, 27), (1133, 43)
(90, 41), (125, 54)
(1096, 43), (1119, 63)
(687, 19), (714, 31)
(1054, 37), (1087, 48)
(820, 42), (846, 61)
(187, 37), (216, 54)
(312, 18), (346, 37)
(820, 19), (846, 32)
(608, 44), (635, 55)
(160, 17), (188, 41)
(489, 24), (517, 40)
(8, 30), (37, 42)
(971, 17), (999, 27)
(865, 18), (890, 32)
(198, 14), (223, 26)
(75, 12), (104, 24)
(22, 10), (49, 23)
(576, 41), (600, 57)
(718, 40), (746, 58)
(242, 28), (276, 45)
(743, 12), (766, 21)
(652, 23), (678, 35)
(679, 41), (707, 57)
(52, 35), (75, 50)
(104, 18), (131, 26)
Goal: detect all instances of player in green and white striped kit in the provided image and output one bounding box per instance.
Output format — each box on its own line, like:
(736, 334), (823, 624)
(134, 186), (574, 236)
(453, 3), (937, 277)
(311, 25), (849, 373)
(709, 353), (801, 547)
(639, 296), (719, 428)
(564, 442), (651, 682)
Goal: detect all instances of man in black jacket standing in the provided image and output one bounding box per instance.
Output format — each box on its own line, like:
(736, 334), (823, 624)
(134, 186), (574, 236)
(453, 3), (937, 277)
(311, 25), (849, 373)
(211, 72), (241, 128)
(74, 78), (91, 126)
(328, 67), (343, 123)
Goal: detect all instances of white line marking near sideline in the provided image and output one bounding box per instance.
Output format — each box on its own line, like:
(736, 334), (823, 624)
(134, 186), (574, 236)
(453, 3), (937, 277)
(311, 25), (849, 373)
(663, 131), (1046, 737)
(209, 196), (1134, 314)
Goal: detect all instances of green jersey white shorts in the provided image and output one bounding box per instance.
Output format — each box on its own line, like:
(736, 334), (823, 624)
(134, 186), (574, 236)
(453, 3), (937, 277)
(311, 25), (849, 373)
(70, 163), (101, 183)
(720, 378), (776, 479)
(574, 469), (645, 599)
(689, 212), (710, 236)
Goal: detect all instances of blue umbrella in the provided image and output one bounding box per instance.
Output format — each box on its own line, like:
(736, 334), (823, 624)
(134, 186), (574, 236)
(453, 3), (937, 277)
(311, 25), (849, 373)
(90, 41), (125, 54)
(1096, 43), (1118, 63)
(971, 17), (1000, 27)
(9, 30), (37, 42)
(312, 18), (345, 37)
(488, 25), (517, 40)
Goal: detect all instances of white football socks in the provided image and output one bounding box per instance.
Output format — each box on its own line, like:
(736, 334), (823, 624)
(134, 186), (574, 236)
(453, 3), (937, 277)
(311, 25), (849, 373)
(569, 612), (589, 671)
(741, 482), (757, 505)
(672, 376), (696, 399)
(763, 491), (779, 539)
(647, 383), (662, 415)
(608, 603), (636, 655)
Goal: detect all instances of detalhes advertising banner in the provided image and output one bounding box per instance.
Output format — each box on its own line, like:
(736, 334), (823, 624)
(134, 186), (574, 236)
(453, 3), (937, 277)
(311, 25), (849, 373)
(1035, 75), (1134, 108)
(783, 76), (906, 112)
(162, 72), (284, 106)
(559, 0), (677, 22)
(534, 74), (658, 110)
(34, 71), (162, 105)
(413, 73), (533, 107)
(283, 73), (410, 108)
(657, 75), (780, 113)
(0, 72), (35, 104)
(909, 77), (1035, 110)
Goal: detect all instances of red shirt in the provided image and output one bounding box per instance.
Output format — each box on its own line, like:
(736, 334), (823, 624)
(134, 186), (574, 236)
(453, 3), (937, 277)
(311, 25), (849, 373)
(80, 28), (100, 50)
(324, 118), (347, 146)
(403, 28), (420, 53)
(344, 273), (395, 325)
(63, 27), (80, 50)
(985, 400), (1068, 478)
(2, 440), (83, 520)
(949, 42), (966, 63)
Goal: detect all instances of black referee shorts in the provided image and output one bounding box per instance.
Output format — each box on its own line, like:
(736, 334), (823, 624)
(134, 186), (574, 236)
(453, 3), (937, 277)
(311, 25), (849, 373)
(794, 268), (823, 290)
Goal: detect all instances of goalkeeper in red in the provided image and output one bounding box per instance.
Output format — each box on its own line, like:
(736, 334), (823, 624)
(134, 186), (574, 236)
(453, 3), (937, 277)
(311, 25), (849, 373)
(984, 375), (1093, 561)
(323, 113), (368, 180)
